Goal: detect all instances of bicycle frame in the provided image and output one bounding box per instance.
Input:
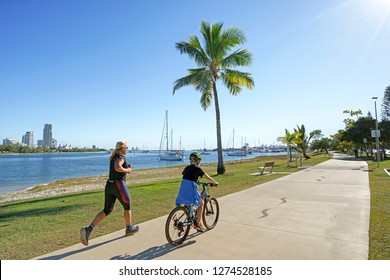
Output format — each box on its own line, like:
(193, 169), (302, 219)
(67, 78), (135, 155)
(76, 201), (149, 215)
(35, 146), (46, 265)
(182, 182), (212, 226)
(165, 181), (219, 246)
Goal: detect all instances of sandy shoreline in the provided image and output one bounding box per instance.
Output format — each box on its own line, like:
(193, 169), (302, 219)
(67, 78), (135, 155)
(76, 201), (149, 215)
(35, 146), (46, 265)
(0, 183), (105, 204)
(0, 167), (183, 204)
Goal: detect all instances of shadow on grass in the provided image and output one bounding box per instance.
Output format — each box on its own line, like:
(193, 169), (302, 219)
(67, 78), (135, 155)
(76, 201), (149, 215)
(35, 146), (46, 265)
(1, 190), (98, 207)
(0, 203), (83, 222)
(0, 192), (95, 221)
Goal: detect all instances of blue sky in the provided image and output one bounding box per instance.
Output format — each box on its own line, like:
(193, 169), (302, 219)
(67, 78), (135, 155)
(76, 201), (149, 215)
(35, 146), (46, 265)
(1, 0), (389, 150)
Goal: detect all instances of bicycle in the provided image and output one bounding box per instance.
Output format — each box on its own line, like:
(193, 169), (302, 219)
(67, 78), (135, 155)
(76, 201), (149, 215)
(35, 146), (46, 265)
(165, 181), (220, 246)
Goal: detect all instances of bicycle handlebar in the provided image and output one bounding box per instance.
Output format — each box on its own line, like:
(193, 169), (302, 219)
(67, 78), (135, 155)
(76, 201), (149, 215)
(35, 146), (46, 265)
(197, 181), (217, 187)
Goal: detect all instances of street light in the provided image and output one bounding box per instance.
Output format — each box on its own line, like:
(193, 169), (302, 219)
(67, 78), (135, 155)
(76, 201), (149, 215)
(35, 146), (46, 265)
(372, 97), (380, 167)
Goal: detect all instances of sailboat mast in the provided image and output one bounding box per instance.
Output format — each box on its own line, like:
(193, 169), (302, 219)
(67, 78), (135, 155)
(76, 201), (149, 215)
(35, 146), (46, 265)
(165, 110), (169, 151)
(233, 129), (235, 149)
(171, 129), (173, 151)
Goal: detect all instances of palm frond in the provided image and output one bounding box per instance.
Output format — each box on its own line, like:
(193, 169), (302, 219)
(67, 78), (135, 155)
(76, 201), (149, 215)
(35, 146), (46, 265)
(172, 75), (196, 95)
(172, 67), (214, 110)
(221, 70), (254, 94)
(176, 38), (209, 66)
(200, 21), (212, 58)
(188, 68), (212, 93)
(221, 49), (253, 68)
(222, 26), (246, 45)
(172, 68), (210, 95)
(220, 73), (241, 95)
(212, 26), (246, 61)
(199, 86), (213, 110)
(200, 21), (224, 60)
(278, 129), (301, 150)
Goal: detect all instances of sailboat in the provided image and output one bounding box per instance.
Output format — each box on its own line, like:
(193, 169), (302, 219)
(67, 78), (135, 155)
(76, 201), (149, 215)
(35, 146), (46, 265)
(200, 139), (210, 155)
(157, 110), (185, 161)
(226, 129), (247, 156)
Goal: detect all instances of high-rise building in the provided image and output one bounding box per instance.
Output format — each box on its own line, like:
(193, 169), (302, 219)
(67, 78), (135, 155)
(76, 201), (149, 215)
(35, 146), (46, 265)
(3, 138), (18, 145)
(43, 124), (52, 148)
(22, 131), (34, 147)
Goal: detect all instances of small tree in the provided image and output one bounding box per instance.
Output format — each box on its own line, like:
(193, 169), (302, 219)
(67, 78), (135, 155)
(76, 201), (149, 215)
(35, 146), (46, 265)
(343, 115), (375, 156)
(343, 109), (363, 128)
(381, 85), (390, 120)
(310, 138), (332, 154)
(293, 125), (322, 159)
(379, 119), (390, 158)
(277, 129), (301, 162)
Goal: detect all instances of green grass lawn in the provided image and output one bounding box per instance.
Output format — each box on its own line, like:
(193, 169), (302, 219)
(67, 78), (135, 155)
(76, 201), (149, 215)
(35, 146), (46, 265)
(1, 152), (388, 260)
(366, 156), (390, 260)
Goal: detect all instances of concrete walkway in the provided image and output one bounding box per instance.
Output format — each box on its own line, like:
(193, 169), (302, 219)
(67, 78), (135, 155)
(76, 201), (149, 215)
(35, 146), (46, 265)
(34, 153), (370, 260)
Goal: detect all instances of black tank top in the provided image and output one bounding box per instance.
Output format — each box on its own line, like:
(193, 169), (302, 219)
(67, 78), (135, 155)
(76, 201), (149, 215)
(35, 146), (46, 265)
(109, 154), (128, 180)
(182, 164), (205, 182)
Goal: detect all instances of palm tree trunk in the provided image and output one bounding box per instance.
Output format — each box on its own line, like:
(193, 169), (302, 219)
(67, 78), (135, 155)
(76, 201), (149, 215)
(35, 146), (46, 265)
(213, 82), (225, 174)
(288, 145), (292, 162)
(302, 148), (310, 159)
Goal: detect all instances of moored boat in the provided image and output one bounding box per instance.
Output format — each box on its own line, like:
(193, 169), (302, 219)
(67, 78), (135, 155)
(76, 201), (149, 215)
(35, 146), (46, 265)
(157, 110), (184, 161)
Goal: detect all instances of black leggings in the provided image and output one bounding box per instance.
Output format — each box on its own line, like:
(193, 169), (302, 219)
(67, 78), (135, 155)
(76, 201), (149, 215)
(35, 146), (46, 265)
(103, 179), (131, 215)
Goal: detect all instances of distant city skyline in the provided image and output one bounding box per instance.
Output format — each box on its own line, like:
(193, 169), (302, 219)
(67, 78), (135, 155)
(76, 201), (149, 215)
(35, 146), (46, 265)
(2, 123), (63, 148)
(2, 122), (286, 150)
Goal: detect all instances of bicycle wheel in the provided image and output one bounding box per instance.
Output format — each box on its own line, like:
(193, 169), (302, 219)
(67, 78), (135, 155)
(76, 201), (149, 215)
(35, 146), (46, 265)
(165, 206), (191, 246)
(202, 197), (219, 230)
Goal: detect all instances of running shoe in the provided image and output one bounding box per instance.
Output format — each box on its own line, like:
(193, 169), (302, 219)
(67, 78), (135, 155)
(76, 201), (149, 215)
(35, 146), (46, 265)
(80, 227), (91, 246)
(125, 225), (139, 236)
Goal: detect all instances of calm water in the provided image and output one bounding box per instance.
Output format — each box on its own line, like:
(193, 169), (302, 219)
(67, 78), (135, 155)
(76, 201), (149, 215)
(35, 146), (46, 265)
(0, 151), (282, 195)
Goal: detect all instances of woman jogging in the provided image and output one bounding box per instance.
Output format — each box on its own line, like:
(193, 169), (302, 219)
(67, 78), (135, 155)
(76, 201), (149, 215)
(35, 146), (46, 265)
(80, 140), (139, 246)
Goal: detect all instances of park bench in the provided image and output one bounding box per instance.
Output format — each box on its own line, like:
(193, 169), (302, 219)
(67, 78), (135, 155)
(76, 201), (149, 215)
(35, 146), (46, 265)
(258, 161), (274, 175)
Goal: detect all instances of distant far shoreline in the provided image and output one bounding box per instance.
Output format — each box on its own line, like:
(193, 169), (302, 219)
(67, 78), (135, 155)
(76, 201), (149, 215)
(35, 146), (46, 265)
(0, 149), (107, 155)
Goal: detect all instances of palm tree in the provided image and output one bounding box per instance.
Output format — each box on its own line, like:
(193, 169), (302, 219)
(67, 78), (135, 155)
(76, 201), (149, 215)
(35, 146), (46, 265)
(173, 21), (254, 174)
(294, 125), (322, 159)
(277, 129), (301, 162)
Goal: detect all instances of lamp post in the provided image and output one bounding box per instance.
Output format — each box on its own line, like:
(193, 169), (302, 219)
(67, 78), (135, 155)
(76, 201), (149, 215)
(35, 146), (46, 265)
(372, 97), (380, 167)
